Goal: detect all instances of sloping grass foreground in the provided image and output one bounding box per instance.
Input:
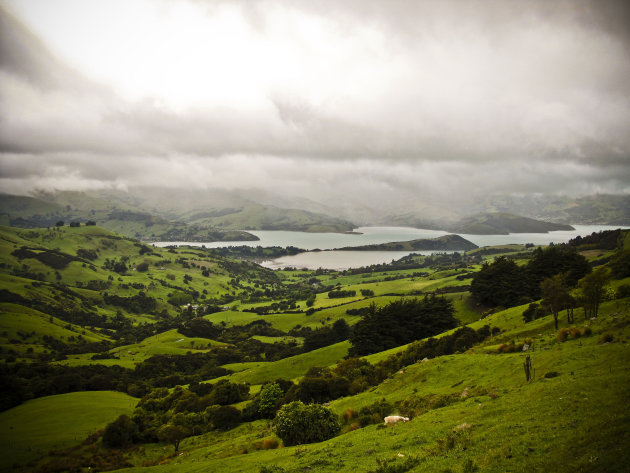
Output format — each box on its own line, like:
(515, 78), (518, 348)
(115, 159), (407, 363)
(103, 299), (630, 473)
(0, 391), (137, 472)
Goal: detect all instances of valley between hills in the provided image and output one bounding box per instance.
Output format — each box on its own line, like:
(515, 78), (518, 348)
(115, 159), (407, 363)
(0, 220), (629, 473)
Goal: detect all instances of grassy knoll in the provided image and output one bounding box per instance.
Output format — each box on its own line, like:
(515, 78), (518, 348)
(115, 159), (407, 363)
(0, 302), (108, 359)
(60, 329), (225, 368)
(217, 341), (351, 385)
(0, 391), (137, 472)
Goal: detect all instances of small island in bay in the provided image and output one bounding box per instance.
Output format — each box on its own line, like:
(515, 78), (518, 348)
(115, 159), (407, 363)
(335, 234), (478, 251)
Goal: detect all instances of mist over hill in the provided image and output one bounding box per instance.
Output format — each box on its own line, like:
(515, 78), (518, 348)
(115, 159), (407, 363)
(2, 188), (628, 239)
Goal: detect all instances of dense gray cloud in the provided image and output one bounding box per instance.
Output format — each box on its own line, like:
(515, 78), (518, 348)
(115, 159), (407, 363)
(0, 0), (629, 208)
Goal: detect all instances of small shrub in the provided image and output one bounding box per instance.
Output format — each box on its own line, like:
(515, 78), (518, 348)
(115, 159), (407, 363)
(259, 466), (285, 473)
(582, 326), (592, 336)
(256, 438), (279, 450)
(435, 424), (473, 453)
(569, 327), (581, 339)
(341, 408), (356, 424)
(136, 262), (150, 272)
(599, 333), (614, 343)
(557, 328), (569, 342)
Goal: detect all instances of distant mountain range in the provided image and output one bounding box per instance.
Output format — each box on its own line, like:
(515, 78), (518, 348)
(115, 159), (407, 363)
(1, 189), (627, 241)
(0, 190), (355, 241)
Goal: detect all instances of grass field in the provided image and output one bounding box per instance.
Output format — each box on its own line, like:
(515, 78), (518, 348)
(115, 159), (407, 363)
(2, 224), (629, 472)
(105, 298), (630, 473)
(0, 391), (137, 472)
(59, 329), (226, 368)
(216, 341), (351, 385)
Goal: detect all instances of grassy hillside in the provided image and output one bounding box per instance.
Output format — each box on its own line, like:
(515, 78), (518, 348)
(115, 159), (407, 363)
(337, 234), (478, 251)
(0, 191), (356, 237)
(95, 298), (629, 473)
(0, 391), (137, 472)
(1, 224), (629, 472)
(449, 212), (574, 234)
(186, 202), (355, 233)
(0, 193), (258, 242)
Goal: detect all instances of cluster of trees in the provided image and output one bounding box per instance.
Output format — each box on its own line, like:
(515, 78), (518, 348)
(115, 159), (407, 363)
(568, 229), (624, 251)
(11, 246), (82, 270)
(104, 380), (250, 450)
(291, 319), (350, 352)
(349, 296), (458, 356)
(208, 245), (305, 259)
(102, 257), (129, 274)
(103, 292), (158, 314)
(96, 320), (495, 452)
(470, 246), (590, 308)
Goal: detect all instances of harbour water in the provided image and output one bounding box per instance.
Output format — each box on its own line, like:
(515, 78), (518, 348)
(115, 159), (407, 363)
(153, 225), (629, 270)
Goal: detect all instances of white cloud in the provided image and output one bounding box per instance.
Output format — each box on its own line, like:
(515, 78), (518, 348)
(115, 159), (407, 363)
(0, 0), (629, 207)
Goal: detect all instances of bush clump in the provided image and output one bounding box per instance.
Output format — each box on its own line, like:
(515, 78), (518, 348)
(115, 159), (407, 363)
(274, 401), (340, 446)
(557, 328), (569, 342)
(599, 333), (614, 343)
(497, 341), (524, 353)
(558, 326), (592, 342)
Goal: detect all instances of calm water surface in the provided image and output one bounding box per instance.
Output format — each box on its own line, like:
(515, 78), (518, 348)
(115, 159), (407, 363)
(153, 225), (628, 270)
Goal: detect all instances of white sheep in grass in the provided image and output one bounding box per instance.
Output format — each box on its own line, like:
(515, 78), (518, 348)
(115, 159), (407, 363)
(384, 415), (410, 425)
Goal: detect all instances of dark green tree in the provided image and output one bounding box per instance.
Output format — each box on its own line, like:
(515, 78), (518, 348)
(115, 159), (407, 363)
(540, 274), (571, 330)
(578, 267), (610, 319)
(103, 414), (139, 448)
(157, 424), (188, 452)
(609, 250), (630, 279)
(470, 257), (530, 307)
(349, 297), (457, 356)
(274, 401), (340, 446)
(258, 383), (284, 418)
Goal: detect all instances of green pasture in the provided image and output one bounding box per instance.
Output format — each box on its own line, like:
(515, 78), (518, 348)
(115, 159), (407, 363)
(113, 299), (630, 473)
(216, 341), (351, 385)
(0, 303), (107, 358)
(0, 391), (137, 472)
(60, 329), (225, 368)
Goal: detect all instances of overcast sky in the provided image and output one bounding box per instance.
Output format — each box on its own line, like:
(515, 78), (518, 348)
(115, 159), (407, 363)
(1, 0), (629, 210)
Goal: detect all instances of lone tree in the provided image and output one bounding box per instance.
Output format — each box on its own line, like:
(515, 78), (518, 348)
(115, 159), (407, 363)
(157, 424), (188, 452)
(540, 273), (571, 330)
(577, 267), (610, 319)
(258, 382), (284, 419)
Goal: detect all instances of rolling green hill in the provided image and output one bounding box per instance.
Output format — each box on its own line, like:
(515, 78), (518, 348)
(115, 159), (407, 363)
(0, 190), (356, 237)
(449, 212), (574, 234)
(0, 193), (258, 242)
(82, 299), (630, 473)
(1, 224), (629, 472)
(337, 234), (478, 251)
(0, 391), (137, 472)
